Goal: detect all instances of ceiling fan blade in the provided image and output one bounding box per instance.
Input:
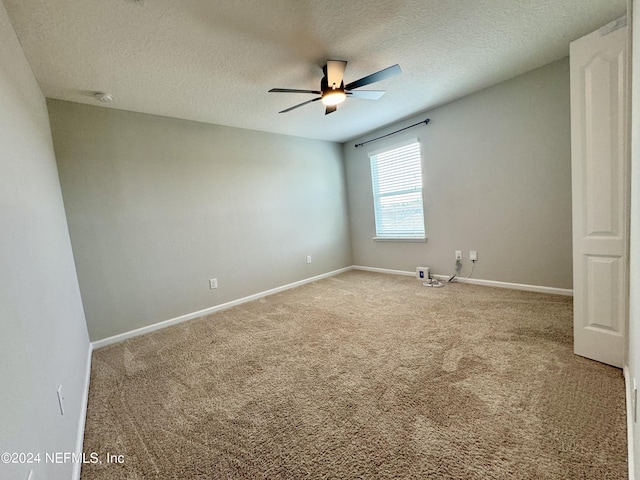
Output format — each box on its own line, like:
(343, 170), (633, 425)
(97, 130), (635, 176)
(269, 88), (322, 94)
(347, 90), (386, 100)
(325, 105), (337, 115)
(326, 60), (347, 89)
(279, 97), (321, 113)
(344, 64), (401, 90)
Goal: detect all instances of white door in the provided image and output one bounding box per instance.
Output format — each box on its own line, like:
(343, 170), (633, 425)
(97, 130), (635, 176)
(570, 21), (628, 368)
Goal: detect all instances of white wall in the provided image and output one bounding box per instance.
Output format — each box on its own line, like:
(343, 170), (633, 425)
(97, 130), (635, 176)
(344, 59), (573, 289)
(628, 1), (640, 477)
(0, 2), (91, 479)
(48, 100), (352, 341)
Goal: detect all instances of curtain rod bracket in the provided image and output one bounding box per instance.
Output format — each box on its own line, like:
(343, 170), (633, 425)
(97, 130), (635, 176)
(354, 118), (430, 148)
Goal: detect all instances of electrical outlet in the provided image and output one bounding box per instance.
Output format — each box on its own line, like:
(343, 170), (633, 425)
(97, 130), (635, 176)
(455, 250), (462, 260)
(306, 255), (312, 264)
(209, 278), (218, 289)
(469, 250), (478, 261)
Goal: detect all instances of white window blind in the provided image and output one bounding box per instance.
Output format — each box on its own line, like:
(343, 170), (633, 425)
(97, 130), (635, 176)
(369, 140), (425, 239)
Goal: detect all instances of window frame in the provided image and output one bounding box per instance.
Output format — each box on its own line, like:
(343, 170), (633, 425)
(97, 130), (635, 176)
(368, 138), (426, 242)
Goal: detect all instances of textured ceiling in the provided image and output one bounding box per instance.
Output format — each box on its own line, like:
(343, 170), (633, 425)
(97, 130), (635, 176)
(3, 0), (627, 142)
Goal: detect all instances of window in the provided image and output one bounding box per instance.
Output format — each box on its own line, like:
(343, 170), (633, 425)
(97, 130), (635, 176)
(369, 139), (425, 240)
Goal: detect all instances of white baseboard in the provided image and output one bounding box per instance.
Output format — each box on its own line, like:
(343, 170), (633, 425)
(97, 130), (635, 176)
(624, 365), (636, 480)
(352, 265), (573, 296)
(438, 275), (573, 296)
(72, 341), (93, 480)
(352, 265), (416, 277)
(91, 267), (352, 349)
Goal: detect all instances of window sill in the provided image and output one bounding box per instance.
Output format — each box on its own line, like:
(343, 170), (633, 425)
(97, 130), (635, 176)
(372, 237), (427, 243)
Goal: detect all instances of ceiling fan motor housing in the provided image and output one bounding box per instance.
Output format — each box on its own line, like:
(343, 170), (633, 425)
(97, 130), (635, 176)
(321, 75), (344, 94)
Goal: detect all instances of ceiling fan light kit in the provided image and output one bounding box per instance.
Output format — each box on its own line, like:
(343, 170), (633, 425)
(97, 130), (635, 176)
(322, 90), (346, 106)
(269, 60), (401, 115)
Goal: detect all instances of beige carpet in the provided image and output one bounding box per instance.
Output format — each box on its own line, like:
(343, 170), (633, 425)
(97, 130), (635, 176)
(81, 271), (627, 479)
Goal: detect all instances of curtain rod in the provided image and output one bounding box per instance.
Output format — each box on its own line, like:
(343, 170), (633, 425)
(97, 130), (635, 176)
(354, 118), (430, 148)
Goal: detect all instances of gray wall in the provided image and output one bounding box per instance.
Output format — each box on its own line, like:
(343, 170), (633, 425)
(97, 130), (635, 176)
(48, 100), (352, 341)
(0, 3), (90, 479)
(344, 58), (573, 289)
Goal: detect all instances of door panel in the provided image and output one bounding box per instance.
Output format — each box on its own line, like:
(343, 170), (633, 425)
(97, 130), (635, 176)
(571, 22), (628, 368)
(585, 255), (623, 331)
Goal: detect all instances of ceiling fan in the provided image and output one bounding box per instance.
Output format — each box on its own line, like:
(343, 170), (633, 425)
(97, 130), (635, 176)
(269, 60), (401, 115)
